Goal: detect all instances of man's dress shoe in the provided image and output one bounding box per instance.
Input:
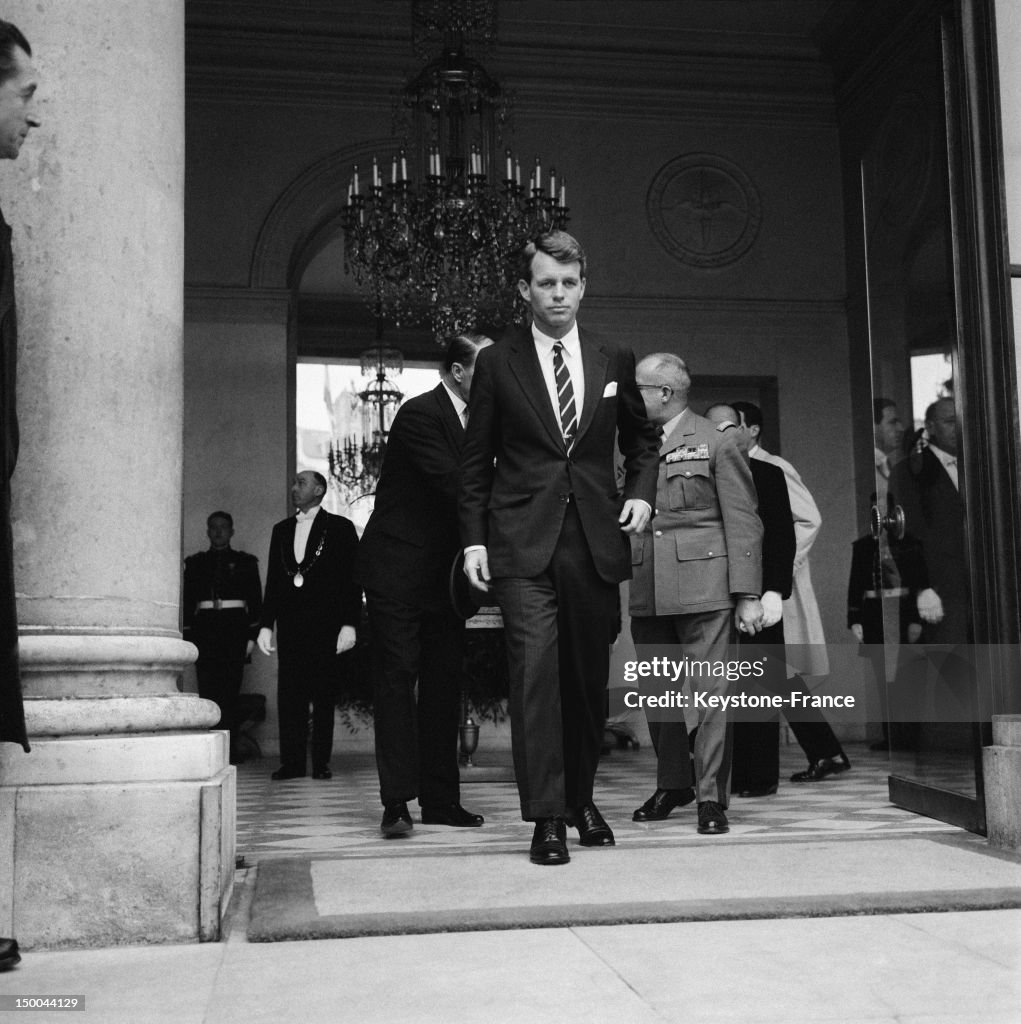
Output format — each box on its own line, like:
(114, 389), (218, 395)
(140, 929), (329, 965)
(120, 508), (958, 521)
(312, 766), (333, 780)
(632, 787), (696, 822)
(529, 818), (570, 865)
(421, 803), (484, 827)
(790, 755), (851, 782)
(0, 937), (20, 971)
(569, 803), (615, 846)
(697, 801), (730, 835)
(271, 766), (306, 781)
(381, 801), (413, 838)
(736, 783), (778, 798)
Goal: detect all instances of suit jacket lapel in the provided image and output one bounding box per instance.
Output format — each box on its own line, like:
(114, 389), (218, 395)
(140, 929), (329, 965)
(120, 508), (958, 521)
(574, 329), (608, 446)
(281, 517), (299, 571)
(300, 508), (327, 569)
(432, 382), (464, 454)
(507, 331), (566, 449)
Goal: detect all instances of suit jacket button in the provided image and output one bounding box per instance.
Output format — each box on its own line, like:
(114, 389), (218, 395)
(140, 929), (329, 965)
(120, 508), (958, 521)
(654, 530), (663, 537)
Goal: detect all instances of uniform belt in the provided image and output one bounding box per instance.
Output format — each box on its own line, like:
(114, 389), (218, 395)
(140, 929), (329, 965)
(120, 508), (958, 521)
(196, 600), (247, 611)
(863, 588), (908, 599)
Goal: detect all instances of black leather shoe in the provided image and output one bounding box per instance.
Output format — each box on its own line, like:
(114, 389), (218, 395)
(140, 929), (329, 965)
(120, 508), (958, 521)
(271, 766), (306, 781)
(0, 937), (20, 971)
(632, 787), (696, 822)
(697, 801), (730, 835)
(312, 766), (332, 780)
(529, 818), (569, 865)
(421, 803), (484, 827)
(381, 801), (413, 838)
(737, 783), (778, 798)
(790, 755), (851, 782)
(568, 802), (615, 846)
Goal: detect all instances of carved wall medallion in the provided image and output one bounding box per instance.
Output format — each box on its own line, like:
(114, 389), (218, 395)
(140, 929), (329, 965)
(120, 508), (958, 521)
(647, 153), (762, 267)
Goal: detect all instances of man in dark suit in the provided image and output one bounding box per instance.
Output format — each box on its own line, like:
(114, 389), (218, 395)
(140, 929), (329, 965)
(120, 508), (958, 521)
(0, 16), (40, 975)
(889, 398), (968, 644)
(628, 380), (763, 837)
(257, 471), (361, 780)
(460, 230), (659, 865)
(357, 333), (492, 837)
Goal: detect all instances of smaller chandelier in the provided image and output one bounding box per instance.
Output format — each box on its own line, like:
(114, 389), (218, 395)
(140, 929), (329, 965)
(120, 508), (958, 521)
(341, 1), (569, 341)
(327, 346), (404, 496)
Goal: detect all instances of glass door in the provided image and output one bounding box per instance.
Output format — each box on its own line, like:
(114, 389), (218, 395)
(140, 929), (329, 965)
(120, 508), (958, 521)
(858, 8), (986, 830)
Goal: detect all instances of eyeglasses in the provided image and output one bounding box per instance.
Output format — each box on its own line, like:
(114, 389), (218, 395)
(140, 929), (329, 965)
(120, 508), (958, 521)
(637, 384), (674, 396)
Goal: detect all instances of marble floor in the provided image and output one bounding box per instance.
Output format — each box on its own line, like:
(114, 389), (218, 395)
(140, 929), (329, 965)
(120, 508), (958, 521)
(5, 742), (1021, 1024)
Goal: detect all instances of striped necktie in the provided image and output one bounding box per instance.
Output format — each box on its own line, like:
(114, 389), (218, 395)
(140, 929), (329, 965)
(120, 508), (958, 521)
(552, 342), (578, 451)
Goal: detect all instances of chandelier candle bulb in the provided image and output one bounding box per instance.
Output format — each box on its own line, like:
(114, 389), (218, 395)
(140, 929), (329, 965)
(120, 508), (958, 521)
(372, 158), (379, 189)
(353, 165), (359, 194)
(391, 156), (397, 184)
(400, 149), (407, 180)
(506, 149), (512, 181)
(549, 168), (556, 199)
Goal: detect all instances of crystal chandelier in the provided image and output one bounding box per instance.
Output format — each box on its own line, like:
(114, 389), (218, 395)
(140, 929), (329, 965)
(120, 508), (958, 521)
(327, 346), (404, 496)
(342, 0), (569, 341)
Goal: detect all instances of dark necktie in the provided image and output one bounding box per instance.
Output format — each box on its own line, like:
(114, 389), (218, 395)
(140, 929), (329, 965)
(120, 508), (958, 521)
(552, 342), (578, 451)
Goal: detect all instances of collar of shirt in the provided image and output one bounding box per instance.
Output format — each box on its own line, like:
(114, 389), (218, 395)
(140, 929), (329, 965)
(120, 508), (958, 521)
(659, 410), (685, 445)
(440, 379), (468, 424)
(927, 442), (959, 489)
(531, 322), (580, 358)
(295, 505), (321, 523)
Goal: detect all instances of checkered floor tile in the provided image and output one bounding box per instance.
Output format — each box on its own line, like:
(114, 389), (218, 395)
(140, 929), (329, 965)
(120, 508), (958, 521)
(236, 742), (958, 864)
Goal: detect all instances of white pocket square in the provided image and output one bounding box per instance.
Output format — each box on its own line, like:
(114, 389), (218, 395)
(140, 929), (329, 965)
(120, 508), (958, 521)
(602, 381), (618, 398)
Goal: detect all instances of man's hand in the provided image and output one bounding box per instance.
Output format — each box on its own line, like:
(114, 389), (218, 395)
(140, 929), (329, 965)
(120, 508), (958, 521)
(916, 588), (944, 624)
(464, 547), (491, 593)
(735, 597), (763, 636)
(760, 591), (784, 629)
(849, 623), (864, 642)
(619, 499), (651, 534)
(336, 625), (357, 654)
(257, 627), (275, 656)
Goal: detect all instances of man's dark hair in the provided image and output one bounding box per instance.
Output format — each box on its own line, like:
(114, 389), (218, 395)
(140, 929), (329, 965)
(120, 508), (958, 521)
(519, 230), (587, 283)
(0, 21), (31, 85)
(207, 510), (233, 529)
(442, 332), (490, 372)
(311, 471), (328, 494)
(730, 400), (763, 431)
(873, 397), (896, 425)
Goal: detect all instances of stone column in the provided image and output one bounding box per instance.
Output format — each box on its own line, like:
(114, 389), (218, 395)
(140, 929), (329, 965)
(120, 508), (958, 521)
(0, 0), (233, 948)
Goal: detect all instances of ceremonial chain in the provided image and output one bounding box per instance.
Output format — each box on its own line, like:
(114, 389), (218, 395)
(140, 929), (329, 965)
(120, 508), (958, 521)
(286, 533), (327, 589)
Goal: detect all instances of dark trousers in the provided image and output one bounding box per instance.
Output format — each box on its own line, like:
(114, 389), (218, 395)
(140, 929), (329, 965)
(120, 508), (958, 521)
(0, 484), (27, 750)
(630, 609), (734, 807)
(366, 589), (464, 807)
(731, 667), (844, 788)
(193, 609), (248, 731)
(277, 646), (340, 772)
(493, 502), (618, 820)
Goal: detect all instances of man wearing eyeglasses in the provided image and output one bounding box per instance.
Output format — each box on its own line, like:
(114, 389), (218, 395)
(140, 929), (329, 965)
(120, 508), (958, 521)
(629, 354), (763, 836)
(460, 230), (659, 865)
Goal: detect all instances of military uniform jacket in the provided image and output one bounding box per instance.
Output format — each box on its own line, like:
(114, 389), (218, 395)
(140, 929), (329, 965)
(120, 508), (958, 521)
(182, 547), (263, 642)
(629, 408), (762, 617)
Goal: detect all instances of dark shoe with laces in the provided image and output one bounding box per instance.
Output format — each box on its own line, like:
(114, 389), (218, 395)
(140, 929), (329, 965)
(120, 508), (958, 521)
(312, 766), (332, 780)
(271, 766), (306, 781)
(737, 783), (778, 798)
(529, 817), (570, 865)
(568, 802), (615, 846)
(632, 787), (696, 822)
(381, 801), (413, 838)
(421, 802), (484, 827)
(790, 755), (851, 782)
(697, 801), (730, 835)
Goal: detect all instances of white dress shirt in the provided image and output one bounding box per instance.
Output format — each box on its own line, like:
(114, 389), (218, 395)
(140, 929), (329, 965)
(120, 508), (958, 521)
(294, 504), (321, 562)
(532, 322), (584, 439)
(440, 379), (468, 428)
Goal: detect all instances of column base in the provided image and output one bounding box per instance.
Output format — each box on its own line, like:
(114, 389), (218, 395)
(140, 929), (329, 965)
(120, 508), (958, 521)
(0, 731), (234, 949)
(983, 715), (1021, 850)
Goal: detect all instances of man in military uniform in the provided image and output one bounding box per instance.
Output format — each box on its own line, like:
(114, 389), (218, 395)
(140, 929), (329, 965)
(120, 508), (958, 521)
(183, 511), (262, 757)
(628, 354), (763, 835)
